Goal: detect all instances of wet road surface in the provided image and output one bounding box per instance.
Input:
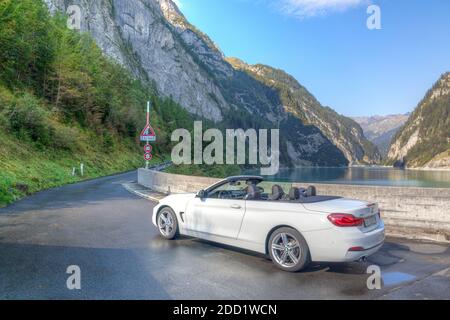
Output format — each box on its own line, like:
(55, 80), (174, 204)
(0, 171), (449, 300)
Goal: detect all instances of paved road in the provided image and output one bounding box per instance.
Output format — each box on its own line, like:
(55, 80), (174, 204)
(0, 171), (449, 300)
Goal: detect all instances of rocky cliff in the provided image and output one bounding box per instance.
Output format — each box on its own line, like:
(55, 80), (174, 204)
(353, 114), (409, 157)
(44, 0), (380, 167)
(227, 59), (381, 164)
(387, 73), (450, 169)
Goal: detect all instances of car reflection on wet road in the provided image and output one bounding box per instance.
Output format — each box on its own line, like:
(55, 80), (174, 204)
(0, 171), (449, 300)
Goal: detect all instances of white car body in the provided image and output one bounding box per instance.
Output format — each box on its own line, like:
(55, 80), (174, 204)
(152, 177), (385, 263)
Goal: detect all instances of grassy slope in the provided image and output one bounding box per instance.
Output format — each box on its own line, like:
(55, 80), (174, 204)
(0, 0), (177, 207)
(0, 126), (165, 207)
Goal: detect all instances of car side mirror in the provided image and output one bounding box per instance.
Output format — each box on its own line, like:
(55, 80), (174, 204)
(196, 190), (206, 199)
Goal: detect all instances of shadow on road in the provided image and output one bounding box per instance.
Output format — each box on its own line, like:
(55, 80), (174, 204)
(0, 242), (171, 300)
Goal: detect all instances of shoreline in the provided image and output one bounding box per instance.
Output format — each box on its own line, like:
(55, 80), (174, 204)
(405, 167), (450, 172)
(242, 165), (450, 188)
(272, 165), (450, 172)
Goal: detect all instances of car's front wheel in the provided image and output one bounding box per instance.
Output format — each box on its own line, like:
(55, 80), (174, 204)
(157, 207), (179, 240)
(268, 227), (310, 272)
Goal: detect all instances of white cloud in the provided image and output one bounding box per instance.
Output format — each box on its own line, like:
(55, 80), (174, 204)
(275, 0), (366, 19)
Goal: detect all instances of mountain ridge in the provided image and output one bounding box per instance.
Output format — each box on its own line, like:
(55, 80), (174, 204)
(44, 0), (380, 167)
(387, 73), (450, 168)
(227, 58), (381, 164)
(353, 113), (410, 157)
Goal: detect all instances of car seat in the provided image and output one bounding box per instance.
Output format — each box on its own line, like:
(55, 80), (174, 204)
(306, 186), (317, 197)
(268, 185), (285, 201)
(246, 184), (261, 200)
(288, 187), (300, 200)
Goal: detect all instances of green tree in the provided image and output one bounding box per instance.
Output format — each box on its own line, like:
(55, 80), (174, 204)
(0, 0), (54, 93)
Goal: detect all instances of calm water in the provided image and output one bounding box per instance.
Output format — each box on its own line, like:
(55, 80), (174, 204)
(244, 167), (450, 188)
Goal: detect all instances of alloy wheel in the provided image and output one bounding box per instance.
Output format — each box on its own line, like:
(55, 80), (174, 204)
(158, 211), (174, 237)
(271, 232), (302, 268)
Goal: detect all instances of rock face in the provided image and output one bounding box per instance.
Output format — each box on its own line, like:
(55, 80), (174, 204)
(353, 114), (409, 157)
(227, 59), (381, 165)
(44, 0), (380, 167)
(387, 73), (450, 169)
(46, 0), (228, 122)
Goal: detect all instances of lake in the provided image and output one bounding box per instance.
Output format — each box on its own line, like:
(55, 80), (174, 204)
(244, 167), (450, 188)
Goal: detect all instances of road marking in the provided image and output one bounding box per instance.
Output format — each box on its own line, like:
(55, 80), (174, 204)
(122, 183), (165, 203)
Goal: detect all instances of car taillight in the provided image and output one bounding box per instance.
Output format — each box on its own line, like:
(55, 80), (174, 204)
(327, 213), (364, 227)
(348, 246), (365, 252)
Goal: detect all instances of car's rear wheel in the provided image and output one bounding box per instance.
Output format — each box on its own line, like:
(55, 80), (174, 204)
(269, 227), (310, 272)
(157, 207), (179, 240)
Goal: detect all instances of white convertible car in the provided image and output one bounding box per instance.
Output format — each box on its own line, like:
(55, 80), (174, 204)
(152, 176), (385, 272)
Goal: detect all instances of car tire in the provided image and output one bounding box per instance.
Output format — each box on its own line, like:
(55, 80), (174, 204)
(268, 227), (310, 272)
(157, 207), (179, 240)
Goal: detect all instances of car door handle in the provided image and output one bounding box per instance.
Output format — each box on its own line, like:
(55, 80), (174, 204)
(230, 204), (242, 209)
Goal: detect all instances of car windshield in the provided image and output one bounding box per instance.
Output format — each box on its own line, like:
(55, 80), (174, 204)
(207, 180), (251, 200)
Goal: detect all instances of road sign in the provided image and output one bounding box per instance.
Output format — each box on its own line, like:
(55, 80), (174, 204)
(140, 101), (157, 142)
(140, 124), (156, 142)
(144, 144), (153, 153)
(144, 153), (153, 161)
(142, 101), (156, 169)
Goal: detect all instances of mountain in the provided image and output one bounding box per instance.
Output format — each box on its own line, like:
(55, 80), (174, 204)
(227, 59), (381, 165)
(0, 0), (204, 206)
(387, 73), (450, 169)
(44, 0), (380, 167)
(353, 114), (409, 157)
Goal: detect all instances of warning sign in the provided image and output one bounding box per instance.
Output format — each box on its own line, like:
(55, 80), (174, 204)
(140, 124), (156, 142)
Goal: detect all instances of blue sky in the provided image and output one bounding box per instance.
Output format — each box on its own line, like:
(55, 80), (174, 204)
(175, 0), (450, 117)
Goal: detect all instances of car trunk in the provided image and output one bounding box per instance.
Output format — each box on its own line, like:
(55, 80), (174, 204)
(302, 198), (381, 232)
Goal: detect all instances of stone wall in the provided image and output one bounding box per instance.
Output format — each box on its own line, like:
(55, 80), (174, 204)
(138, 168), (219, 194)
(138, 168), (450, 242)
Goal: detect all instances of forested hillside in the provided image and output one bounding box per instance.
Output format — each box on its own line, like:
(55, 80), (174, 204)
(226, 59), (381, 164)
(387, 73), (450, 168)
(0, 0), (199, 206)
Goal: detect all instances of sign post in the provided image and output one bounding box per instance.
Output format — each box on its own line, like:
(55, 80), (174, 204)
(140, 101), (157, 169)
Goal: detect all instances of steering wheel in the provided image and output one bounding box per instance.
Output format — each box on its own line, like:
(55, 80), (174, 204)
(217, 191), (228, 199)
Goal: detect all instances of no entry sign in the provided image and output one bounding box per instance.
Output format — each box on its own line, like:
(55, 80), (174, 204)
(144, 153), (153, 161)
(144, 144), (153, 153)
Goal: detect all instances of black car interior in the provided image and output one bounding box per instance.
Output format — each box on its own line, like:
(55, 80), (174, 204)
(206, 178), (336, 203)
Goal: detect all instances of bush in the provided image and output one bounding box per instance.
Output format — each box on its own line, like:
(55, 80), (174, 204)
(51, 125), (80, 151)
(102, 130), (115, 152)
(0, 112), (8, 130)
(0, 86), (14, 110)
(6, 93), (52, 145)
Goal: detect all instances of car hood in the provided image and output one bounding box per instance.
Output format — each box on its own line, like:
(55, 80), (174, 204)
(160, 192), (196, 204)
(302, 198), (377, 217)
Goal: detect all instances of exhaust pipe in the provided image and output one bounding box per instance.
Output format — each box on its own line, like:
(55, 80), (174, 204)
(355, 256), (368, 263)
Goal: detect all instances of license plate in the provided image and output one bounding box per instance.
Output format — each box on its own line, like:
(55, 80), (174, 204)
(364, 215), (377, 228)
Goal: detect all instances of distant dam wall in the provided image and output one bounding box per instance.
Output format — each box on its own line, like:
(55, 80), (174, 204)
(138, 168), (450, 243)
